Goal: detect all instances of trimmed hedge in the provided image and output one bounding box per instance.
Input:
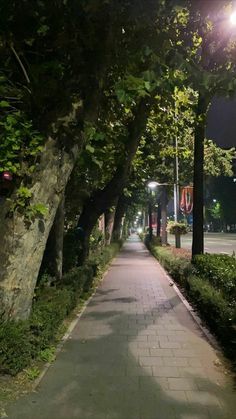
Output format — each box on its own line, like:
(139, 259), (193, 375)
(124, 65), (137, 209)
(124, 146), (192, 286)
(0, 242), (121, 376)
(187, 275), (236, 349)
(192, 253), (236, 305)
(149, 243), (192, 286)
(147, 240), (236, 363)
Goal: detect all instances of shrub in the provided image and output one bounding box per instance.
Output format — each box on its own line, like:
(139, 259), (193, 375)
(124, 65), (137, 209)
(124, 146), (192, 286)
(0, 321), (32, 375)
(0, 241), (122, 376)
(148, 242), (236, 363)
(30, 288), (77, 354)
(187, 275), (236, 351)
(149, 244), (192, 286)
(192, 253), (236, 304)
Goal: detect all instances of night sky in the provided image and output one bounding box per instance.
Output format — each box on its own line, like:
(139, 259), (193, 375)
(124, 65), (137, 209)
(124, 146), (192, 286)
(207, 97), (236, 148)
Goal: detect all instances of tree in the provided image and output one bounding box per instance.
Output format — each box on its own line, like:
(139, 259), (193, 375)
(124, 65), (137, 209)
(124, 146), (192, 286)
(174, 0), (236, 255)
(0, 0), (165, 319)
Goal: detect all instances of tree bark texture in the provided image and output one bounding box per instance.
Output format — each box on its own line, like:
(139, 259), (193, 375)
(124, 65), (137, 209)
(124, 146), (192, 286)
(0, 138), (79, 320)
(105, 200), (118, 245)
(192, 94), (209, 257)
(41, 193), (65, 281)
(112, 195), (127, 241)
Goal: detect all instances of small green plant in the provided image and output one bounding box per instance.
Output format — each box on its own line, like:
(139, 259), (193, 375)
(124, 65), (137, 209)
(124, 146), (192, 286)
(25, 366), (40, 380)
(8, 186), (48, 221)
(38, 347), (56, 363)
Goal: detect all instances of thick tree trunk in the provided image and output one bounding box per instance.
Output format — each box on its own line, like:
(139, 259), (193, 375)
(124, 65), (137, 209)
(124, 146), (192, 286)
(112, 195), (127, 241)
(0, 138), (79, 320)
(42, 193), (65, 281)
(161, 186), (168, 246)
(192, 94), (209, 257)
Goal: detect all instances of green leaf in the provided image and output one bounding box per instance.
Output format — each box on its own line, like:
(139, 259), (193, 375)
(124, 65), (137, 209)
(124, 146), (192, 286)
(85, 144), (95, 153)
(0, 100), (10, 108)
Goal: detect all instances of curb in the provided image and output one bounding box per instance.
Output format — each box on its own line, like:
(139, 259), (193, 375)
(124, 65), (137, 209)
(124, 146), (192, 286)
(157, 262), (220, 351)
(141, 241), (221, 351)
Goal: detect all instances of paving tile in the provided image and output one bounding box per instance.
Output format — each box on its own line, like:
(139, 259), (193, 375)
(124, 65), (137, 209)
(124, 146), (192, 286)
(139, 357), (164, 367)
(5, 237), (236, 419)
(149, 348), (173, 357)
(152, 366), (180, 378)
(168, 378), (197, 391)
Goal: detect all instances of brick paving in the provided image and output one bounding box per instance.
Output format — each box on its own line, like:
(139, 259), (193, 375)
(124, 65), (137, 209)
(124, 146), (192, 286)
(6, 236), (236, 419)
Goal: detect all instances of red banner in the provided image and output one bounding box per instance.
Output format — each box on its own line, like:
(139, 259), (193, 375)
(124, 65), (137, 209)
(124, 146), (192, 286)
(180, 186), (193, 214)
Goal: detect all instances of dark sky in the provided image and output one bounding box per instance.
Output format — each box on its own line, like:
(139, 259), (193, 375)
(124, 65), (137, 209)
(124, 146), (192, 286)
(207, 97), (236, 148)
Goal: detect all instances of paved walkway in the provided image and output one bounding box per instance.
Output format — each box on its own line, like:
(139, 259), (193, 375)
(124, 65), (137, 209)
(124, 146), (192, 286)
(6, 237), (236, 419)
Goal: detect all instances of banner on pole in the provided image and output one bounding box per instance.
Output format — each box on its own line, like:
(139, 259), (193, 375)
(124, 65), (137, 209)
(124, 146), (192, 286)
(180, 186), (193, 214)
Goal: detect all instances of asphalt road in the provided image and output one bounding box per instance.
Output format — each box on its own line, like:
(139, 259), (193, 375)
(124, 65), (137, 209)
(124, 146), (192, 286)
(168, 232), (236, 255)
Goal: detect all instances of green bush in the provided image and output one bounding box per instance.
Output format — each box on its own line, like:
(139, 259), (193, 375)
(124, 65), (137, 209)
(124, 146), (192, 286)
(193, 253), (236, 304)
(148, 243), (236, 363)
(187, 275), (236, 351)
(0, 321), (32, 375)
(149, 244), (192, 286)
(0, 241), (122, 376)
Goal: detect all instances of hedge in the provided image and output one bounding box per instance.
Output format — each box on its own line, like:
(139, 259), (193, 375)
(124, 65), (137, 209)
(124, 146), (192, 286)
(147, 239), (236, 363)
(0, 242), (121, 376)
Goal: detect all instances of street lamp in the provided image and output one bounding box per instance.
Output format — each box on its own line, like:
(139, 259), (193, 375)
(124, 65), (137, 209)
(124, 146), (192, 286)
(147, 180), (181, 247)
(230, 12), (236, 25)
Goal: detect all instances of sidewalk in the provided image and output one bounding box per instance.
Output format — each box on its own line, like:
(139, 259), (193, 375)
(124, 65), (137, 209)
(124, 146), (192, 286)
(6, 236), (236, 419)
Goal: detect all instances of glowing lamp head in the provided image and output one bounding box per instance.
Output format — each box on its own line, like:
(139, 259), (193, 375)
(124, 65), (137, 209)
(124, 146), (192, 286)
(230, 12), (236, 25)
(147, 181), (158, 190)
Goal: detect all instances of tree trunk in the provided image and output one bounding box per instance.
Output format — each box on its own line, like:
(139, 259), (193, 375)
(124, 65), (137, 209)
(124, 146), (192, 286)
(77, 98), (153, 263)
(161, 186), (168, 246)
(112, 195), (127, 241)
(0, 138), (80, 320)
(192, 94), (209, 257)
(105, 201), (117, 245)
(148, 199), (153, 241)
(156, 201), (161, 237)
(42, 193), (65, 281)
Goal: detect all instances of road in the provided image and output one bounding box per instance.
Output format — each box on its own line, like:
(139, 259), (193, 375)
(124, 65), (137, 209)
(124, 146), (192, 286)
(168, 232), (236, 255)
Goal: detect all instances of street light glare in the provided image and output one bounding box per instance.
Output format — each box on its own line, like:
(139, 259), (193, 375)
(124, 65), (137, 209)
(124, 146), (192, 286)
(147, 181), (158, 189)
(230, 12), (236, 25)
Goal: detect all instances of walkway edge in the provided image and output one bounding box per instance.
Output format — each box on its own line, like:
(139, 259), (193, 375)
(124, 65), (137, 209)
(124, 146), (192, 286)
(148, 247), (221, 352)
(32, 265), (112, 391)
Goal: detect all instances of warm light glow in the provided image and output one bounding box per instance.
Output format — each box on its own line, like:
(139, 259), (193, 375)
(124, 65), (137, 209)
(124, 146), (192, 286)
(137, 227), (142, 234)
(147, 181), (159, 189)
(230, 12), (236, 25)
(138, 211), (142, 215)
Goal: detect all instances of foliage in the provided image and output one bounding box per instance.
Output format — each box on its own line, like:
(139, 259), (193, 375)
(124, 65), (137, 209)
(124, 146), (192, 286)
(7, 186), (48, 222)
(148, 243), (192, 286)
(0, 241), (121, 375)
(0, 111), (43, 176)
(187, 275), (236, 354)
(149, 242), (236, 361)
(167, 221), (189, 235)
(0, 321), (32, 375)
(192, 253), (236, 304)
